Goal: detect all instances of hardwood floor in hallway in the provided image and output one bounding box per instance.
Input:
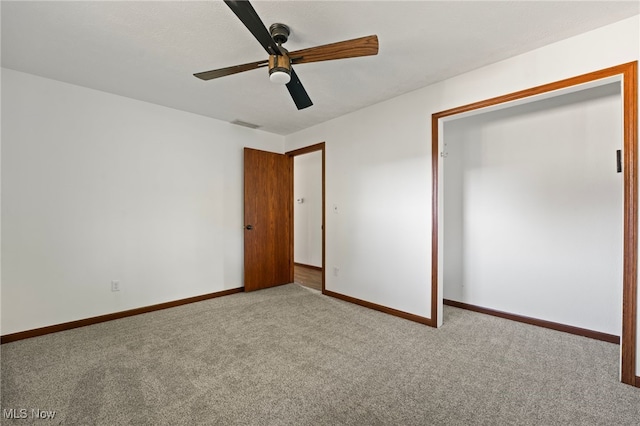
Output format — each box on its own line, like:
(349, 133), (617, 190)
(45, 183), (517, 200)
(294, 264), (322, 291)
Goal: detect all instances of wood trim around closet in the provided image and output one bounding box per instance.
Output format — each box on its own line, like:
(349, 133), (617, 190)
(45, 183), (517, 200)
(432, 61), (638, 386)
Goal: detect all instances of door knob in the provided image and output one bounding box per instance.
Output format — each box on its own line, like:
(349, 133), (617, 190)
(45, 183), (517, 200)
(245, 224), (253, 230)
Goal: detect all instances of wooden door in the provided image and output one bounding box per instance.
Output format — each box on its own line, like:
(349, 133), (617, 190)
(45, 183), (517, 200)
(244, 148), (293, 291)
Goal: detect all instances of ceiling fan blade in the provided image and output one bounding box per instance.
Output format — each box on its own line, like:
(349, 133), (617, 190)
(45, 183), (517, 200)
(194, 59), (268, 81)
(290, 35), (378, 65)
(224, 0), (282, 56)
(286, 68), (313, 110)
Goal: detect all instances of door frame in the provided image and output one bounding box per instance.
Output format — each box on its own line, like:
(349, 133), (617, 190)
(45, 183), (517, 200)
(286, 142), (326, 292)
(431, 62), (638, 386)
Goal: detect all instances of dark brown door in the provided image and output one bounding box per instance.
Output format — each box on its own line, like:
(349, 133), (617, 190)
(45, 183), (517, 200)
(244, 148), (293, 291)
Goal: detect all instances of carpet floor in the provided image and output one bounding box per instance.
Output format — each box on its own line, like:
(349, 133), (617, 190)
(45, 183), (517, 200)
(1, 284), (639, 425)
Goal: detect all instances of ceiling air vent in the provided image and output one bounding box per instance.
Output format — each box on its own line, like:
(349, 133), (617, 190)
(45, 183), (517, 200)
(230, 119), (260, 129)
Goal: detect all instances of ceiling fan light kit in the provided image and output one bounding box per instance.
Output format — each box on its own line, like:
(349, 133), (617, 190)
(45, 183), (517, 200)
(269, 70), (291, 85)
(194, 0), (379, 110)
(268, 49), (291, 85)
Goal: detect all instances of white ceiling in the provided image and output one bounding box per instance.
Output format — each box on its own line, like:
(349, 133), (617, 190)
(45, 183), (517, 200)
(2, 1), (638, 135)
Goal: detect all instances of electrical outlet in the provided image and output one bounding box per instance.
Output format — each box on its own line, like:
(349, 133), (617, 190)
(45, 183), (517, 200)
(333, 267), (339, 277)
(111, 280), (120, 292)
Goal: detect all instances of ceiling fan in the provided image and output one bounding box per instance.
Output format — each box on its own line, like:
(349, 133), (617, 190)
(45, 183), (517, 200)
(194, 0), (379, 110)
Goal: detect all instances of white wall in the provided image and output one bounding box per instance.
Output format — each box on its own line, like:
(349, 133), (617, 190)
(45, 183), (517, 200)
(294, 151), (322, 267)
(0, 66), (3, 326)
(1, 68), (284, 335)
(443, 83), (623, 336)
(284, 16), (639, 371)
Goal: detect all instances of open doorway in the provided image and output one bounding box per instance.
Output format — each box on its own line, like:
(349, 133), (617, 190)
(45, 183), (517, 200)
(287, 143), (326, 292)
(442, 83), (623, 341)
(432, 62), (638, 386)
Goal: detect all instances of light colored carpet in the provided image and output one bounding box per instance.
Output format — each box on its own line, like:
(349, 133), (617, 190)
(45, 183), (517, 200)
(1, 284), (639, 425)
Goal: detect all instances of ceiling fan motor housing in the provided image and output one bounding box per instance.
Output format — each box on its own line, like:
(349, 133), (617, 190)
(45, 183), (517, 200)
(269, 23), (290, 44)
